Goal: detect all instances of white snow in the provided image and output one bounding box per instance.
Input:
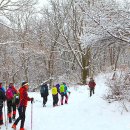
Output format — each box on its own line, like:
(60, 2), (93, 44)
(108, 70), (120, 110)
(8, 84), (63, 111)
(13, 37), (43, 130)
(1, 74), (130, 130)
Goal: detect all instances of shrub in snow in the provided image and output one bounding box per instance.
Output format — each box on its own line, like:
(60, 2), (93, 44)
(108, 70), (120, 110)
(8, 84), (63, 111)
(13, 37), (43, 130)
(104, 71), (130, 103)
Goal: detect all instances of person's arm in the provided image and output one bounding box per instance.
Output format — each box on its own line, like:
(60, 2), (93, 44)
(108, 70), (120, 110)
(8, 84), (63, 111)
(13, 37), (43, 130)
(23, 91), (31, 101)
(23, 91), (34, 103)
(66, 86), (71, 94)
(2, 89), (6, 101)
(88, 82), (91, 87)
(94, 82), (96, 87)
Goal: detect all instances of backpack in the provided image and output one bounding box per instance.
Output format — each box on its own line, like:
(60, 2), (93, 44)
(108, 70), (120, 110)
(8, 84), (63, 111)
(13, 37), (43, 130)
(60, 84), (65, 93)
(6, 88), (13, 100)
(40, 85), (45, 94)
(0, 88), (6, 101)
(40, 83), (49, 97)
(12, 93), (20, 105)
(64, 85), (68, 93)
(52, 87), (57, 95)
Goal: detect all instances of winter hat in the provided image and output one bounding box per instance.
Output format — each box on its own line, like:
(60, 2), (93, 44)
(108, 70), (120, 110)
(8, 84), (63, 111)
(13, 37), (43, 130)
(22, 82), (28, 86)
(63, 82), (66, 85)
(9, 83), (13, 87)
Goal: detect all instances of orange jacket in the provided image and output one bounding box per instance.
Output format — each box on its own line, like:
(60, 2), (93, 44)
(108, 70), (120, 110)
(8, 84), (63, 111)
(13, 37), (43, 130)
(19, 86), (31, 107)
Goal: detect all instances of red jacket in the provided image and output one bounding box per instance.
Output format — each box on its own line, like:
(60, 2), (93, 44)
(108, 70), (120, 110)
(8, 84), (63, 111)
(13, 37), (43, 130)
(19, 86), (31, 107)
(88, 81), (96, 88)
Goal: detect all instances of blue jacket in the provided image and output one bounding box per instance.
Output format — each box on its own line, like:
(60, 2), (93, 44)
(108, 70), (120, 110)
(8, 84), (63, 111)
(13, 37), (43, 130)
(0, 87), (6, 101)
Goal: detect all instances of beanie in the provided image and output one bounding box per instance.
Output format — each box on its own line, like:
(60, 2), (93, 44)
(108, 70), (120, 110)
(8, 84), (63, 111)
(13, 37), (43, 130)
(22, 82), (28, 86)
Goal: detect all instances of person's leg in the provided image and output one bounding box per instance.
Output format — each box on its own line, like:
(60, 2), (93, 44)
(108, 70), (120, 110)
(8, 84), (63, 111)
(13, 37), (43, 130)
(52, 95), (55, 107)
(43, 96), (45, 105)
(0, 104), (3, 125)
(43, 96), (47, 106)
(12, 104), (16, 120)
(45, 96), (48, 104)
(90, 88), (92, 97)
(61, 94), (64, 105)
(7, 100), (12, 123)
(20, 106), (26, 129)
(42, 97), (44, 105)
(54, 95), (57, 107)
(12, 106), (22, 129)
(65, 94), (68, 104)
(56, 94), (59, 105)
(93, 88), (95, 94)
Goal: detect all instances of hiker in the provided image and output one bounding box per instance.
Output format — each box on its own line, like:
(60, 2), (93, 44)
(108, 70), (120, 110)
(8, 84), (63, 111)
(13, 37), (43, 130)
(60, 82), (70, 105)
(88, 78), (96, 97)
(12, 82), (34, 130)
(0, 82), (6, 126)
(6, 83), (18, 123)
(40, 83), (49, 107)
(52, 85), (58, 107)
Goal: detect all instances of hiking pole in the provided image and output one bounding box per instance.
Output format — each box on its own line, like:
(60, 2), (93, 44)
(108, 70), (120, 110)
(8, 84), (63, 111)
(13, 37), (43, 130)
(3, 102), (8, 130)
(31, 102), (33, 130)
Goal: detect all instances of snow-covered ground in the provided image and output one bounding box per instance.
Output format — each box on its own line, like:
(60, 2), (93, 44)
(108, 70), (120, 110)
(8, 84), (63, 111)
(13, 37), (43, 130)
(1, 74), (130, 130)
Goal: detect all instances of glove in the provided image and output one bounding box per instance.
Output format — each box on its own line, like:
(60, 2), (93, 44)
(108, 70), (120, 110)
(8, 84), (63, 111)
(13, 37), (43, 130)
(31, 98), (34, 104)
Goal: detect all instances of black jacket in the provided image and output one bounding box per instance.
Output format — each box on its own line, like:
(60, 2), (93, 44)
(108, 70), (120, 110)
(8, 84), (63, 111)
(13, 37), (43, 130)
(0, 88), (6, 105)
(40, 84), (49, 97)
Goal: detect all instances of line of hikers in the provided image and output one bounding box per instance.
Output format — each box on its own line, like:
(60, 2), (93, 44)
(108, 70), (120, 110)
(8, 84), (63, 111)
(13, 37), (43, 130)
(40, 82), (71, 107)
(0, 81), (71, 130)
(0, 78), (95, 130)
(0, 81), (33, 130)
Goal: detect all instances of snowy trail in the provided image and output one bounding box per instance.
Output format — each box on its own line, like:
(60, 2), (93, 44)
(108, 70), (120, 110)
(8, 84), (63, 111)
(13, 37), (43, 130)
(1, 74), (130, 130)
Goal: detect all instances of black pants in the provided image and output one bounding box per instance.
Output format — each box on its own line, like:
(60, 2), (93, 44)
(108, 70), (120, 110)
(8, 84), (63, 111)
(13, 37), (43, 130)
(43, 95), (48, 105)
(52, 94), (59, 106)
(90, 88), (95, 97)
(0, 102), (3, 125)
(14, 106), (26, 128)
(7, 100), (17, 123)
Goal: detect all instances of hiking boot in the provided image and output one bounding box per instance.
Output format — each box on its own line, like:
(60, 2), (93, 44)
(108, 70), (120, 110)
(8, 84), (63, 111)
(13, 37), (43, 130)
(12, 124), (16, 129)
(53, 105), (56, 107)
(43, 104), (46, 107)
(20, 127), (25, 130)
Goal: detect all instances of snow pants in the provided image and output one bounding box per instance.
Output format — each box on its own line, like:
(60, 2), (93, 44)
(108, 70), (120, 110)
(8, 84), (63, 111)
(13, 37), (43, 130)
(90, 87), (95, 97)
(52, 94), (59, 106)
(61, 93), (68, 105)
(42, 95), (48, 106)
(0, 101), (3, 125)
(7, 100), (17, 123)
(14, 106), (26, 129)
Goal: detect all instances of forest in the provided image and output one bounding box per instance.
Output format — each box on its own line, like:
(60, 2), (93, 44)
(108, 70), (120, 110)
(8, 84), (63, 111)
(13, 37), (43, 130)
(0, 0), (130, 102)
